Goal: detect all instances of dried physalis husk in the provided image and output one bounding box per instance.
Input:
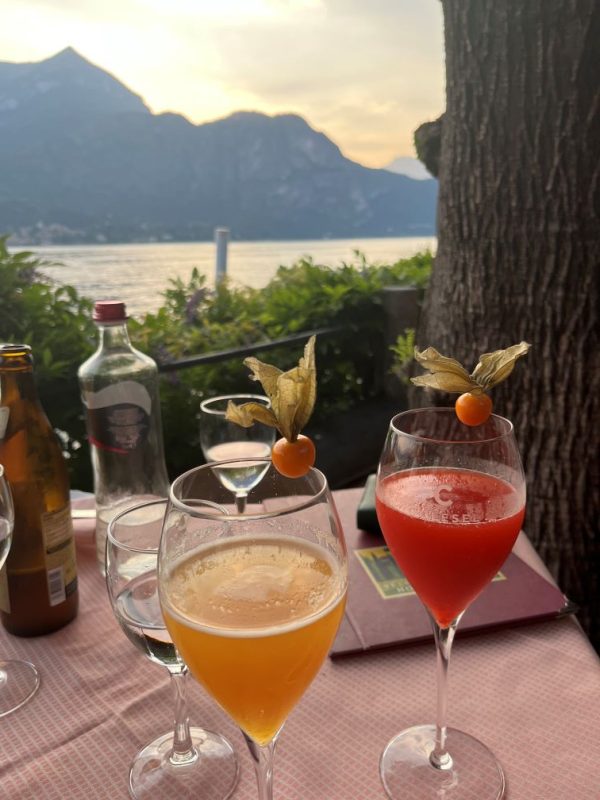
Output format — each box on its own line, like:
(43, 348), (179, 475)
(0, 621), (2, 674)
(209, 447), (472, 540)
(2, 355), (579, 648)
(411, 341), (530, 394)
(225, 335), (317, 442)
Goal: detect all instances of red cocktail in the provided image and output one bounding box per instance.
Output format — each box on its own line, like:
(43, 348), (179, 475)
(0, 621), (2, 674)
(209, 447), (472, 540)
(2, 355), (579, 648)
(376, 468), (524, 627)
(375, 408), (526, 800)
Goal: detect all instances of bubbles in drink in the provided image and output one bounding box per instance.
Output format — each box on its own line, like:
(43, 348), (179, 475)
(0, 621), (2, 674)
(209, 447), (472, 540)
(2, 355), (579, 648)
(165, 535), (345, 635)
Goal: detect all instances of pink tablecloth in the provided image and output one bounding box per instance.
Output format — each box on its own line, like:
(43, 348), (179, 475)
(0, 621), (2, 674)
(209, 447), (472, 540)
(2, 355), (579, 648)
(0, 488), (598, 799)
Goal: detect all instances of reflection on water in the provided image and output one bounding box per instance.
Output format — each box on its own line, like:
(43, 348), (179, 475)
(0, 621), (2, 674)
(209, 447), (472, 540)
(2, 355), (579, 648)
(22, 236), (437, 316)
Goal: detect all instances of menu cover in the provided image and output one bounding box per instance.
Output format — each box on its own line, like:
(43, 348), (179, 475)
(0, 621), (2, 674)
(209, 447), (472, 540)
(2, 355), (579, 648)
(331, 501), (575, 658)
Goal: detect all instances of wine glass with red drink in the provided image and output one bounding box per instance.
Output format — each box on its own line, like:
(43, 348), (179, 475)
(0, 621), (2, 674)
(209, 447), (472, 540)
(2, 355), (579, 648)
(375, 408), (526, 800)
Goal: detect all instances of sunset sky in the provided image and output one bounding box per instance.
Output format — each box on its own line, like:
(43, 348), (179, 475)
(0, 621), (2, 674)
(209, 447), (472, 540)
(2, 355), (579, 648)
(0, 0), (445, 168)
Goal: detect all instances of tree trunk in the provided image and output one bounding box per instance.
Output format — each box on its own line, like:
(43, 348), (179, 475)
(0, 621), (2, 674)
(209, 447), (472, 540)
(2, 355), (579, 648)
(418, 1), (599, 646)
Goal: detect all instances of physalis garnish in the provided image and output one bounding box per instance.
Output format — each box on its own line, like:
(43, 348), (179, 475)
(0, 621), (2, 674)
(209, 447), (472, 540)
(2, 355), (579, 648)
(225, 335), (317, 476)
(411, 342), (530, 425)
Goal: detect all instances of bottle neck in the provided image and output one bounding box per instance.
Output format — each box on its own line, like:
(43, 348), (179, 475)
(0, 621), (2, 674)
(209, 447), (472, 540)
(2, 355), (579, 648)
(0, 350), (40, 407)
(96, 321), (132, 351)
(0, 369), (39, 406)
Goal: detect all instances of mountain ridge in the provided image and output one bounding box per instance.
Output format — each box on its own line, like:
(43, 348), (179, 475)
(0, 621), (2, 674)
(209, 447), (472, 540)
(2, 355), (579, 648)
(385, 156), (432, 180)
(0, 48), (437, 245)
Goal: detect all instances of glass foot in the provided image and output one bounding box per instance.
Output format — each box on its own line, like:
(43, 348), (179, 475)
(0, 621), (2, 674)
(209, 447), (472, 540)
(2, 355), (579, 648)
(0, 659), (40, 716)
(129, 727), (239, 800)
(380, 725), (505, 799)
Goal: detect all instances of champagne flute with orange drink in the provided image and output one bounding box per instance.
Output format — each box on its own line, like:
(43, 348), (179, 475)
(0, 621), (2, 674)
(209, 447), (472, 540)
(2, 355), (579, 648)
(158, 459), (347, 800)
(375, 344), (529, 799)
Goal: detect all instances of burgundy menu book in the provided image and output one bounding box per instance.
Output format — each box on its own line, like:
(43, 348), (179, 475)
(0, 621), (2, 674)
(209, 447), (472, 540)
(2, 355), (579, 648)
(330, 491), (575, 658)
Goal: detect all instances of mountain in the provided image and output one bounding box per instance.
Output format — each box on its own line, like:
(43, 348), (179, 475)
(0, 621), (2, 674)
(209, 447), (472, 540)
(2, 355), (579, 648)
(0, 47), (150, 120)
(385, 157), (432, 181)
(0, 49), (437, 244)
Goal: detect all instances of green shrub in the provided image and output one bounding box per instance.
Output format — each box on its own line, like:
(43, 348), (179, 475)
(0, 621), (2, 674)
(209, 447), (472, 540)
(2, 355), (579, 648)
(0, 236), (96, 485)
(0, 236), (432, 488)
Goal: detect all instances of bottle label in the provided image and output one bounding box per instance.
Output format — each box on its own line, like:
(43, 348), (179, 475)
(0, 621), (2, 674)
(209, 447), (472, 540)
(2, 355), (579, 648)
(83, 381), (152, 454)
(41, 506), (78, 606)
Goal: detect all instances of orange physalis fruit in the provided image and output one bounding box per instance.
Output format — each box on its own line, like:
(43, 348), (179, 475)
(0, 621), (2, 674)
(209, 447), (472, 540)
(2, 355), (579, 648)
(225, 336), (317, 477)
(411, 342), (530, 426)
(271, 434), (316, 478)
(455, 392), (493, 426)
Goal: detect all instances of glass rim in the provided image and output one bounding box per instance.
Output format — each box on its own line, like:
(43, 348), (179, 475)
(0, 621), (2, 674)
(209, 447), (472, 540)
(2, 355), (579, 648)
(106, 498), (167, 554)
(169, 459), (330, 520)
(389, 407), (514, 445)
(199, 393), (270, 415)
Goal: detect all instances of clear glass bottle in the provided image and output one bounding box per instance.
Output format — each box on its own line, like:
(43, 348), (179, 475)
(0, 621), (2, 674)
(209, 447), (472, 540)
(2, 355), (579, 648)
(78, 301), (170, 574)
(0, 344), (79, 636)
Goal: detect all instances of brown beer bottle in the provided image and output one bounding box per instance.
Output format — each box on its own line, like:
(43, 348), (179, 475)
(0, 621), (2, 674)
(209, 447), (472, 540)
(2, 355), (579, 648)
(0, 345), (78, 636)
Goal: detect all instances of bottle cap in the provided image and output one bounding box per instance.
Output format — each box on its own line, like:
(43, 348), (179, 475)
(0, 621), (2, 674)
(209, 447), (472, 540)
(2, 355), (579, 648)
(0, 344), (32, 356)
(93, 301), (127, 322)
(0, 344), (33, 370)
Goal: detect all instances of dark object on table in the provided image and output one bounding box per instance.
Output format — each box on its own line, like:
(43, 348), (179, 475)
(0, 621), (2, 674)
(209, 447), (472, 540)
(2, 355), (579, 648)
(356, 474), (382, 535)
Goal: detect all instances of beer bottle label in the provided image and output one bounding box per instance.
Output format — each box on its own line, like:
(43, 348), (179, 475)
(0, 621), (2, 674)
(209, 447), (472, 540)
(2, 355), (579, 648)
(41, 506), (78, 607)
(83, 381), (152, 454)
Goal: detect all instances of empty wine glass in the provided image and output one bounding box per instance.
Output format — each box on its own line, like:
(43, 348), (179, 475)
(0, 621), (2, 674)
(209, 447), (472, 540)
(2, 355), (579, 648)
(158, 459), (348, 800)
(199, 393), (276, 512)
(0, 464), (40, 717)
(375, 408), (526, 799)
(106, 499), (239, 800)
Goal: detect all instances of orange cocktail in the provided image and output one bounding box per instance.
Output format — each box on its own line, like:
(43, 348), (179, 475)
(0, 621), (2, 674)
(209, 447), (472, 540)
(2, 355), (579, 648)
(162, 534), (346, 745)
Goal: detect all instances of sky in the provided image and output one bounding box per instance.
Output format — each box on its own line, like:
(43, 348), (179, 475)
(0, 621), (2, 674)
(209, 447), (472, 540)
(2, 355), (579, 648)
(0, 0), (445, 168)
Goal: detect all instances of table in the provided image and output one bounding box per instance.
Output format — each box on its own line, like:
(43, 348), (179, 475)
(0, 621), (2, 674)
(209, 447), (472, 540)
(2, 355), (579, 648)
(0, 488), (598, 799)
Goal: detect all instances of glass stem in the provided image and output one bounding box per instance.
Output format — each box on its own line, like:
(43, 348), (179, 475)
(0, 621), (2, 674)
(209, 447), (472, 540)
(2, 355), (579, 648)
(244, 732), (276, 800)
(235, 492), (248, 513)
(167, 666), (198, 766)
(430, 618), (458, 770)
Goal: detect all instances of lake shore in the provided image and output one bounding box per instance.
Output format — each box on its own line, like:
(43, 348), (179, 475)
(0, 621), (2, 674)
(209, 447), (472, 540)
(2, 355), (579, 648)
(20, 235), (437, 315)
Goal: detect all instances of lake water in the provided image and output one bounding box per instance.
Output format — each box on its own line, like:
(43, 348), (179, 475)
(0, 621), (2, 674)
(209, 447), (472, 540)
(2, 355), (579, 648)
(24, 236), (437, 316)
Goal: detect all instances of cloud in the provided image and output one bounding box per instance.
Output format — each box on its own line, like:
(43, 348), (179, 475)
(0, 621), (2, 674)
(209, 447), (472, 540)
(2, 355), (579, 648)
(0, 0), (444, 166)
(170, 0), (445, 163)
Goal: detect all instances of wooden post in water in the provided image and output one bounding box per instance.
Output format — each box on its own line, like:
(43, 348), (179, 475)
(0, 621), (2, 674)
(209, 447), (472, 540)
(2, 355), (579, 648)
(215, 228), (229, 284)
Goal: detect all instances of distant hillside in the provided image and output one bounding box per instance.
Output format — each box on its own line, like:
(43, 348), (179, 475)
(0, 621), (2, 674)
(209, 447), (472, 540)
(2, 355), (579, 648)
(385, 156), (433, 181)
(0, 48), (437, 244)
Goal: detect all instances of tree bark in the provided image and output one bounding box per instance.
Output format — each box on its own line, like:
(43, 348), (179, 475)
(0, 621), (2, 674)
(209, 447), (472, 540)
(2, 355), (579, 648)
(418, 0), (599, 646)
(414, 115), (444, 178)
